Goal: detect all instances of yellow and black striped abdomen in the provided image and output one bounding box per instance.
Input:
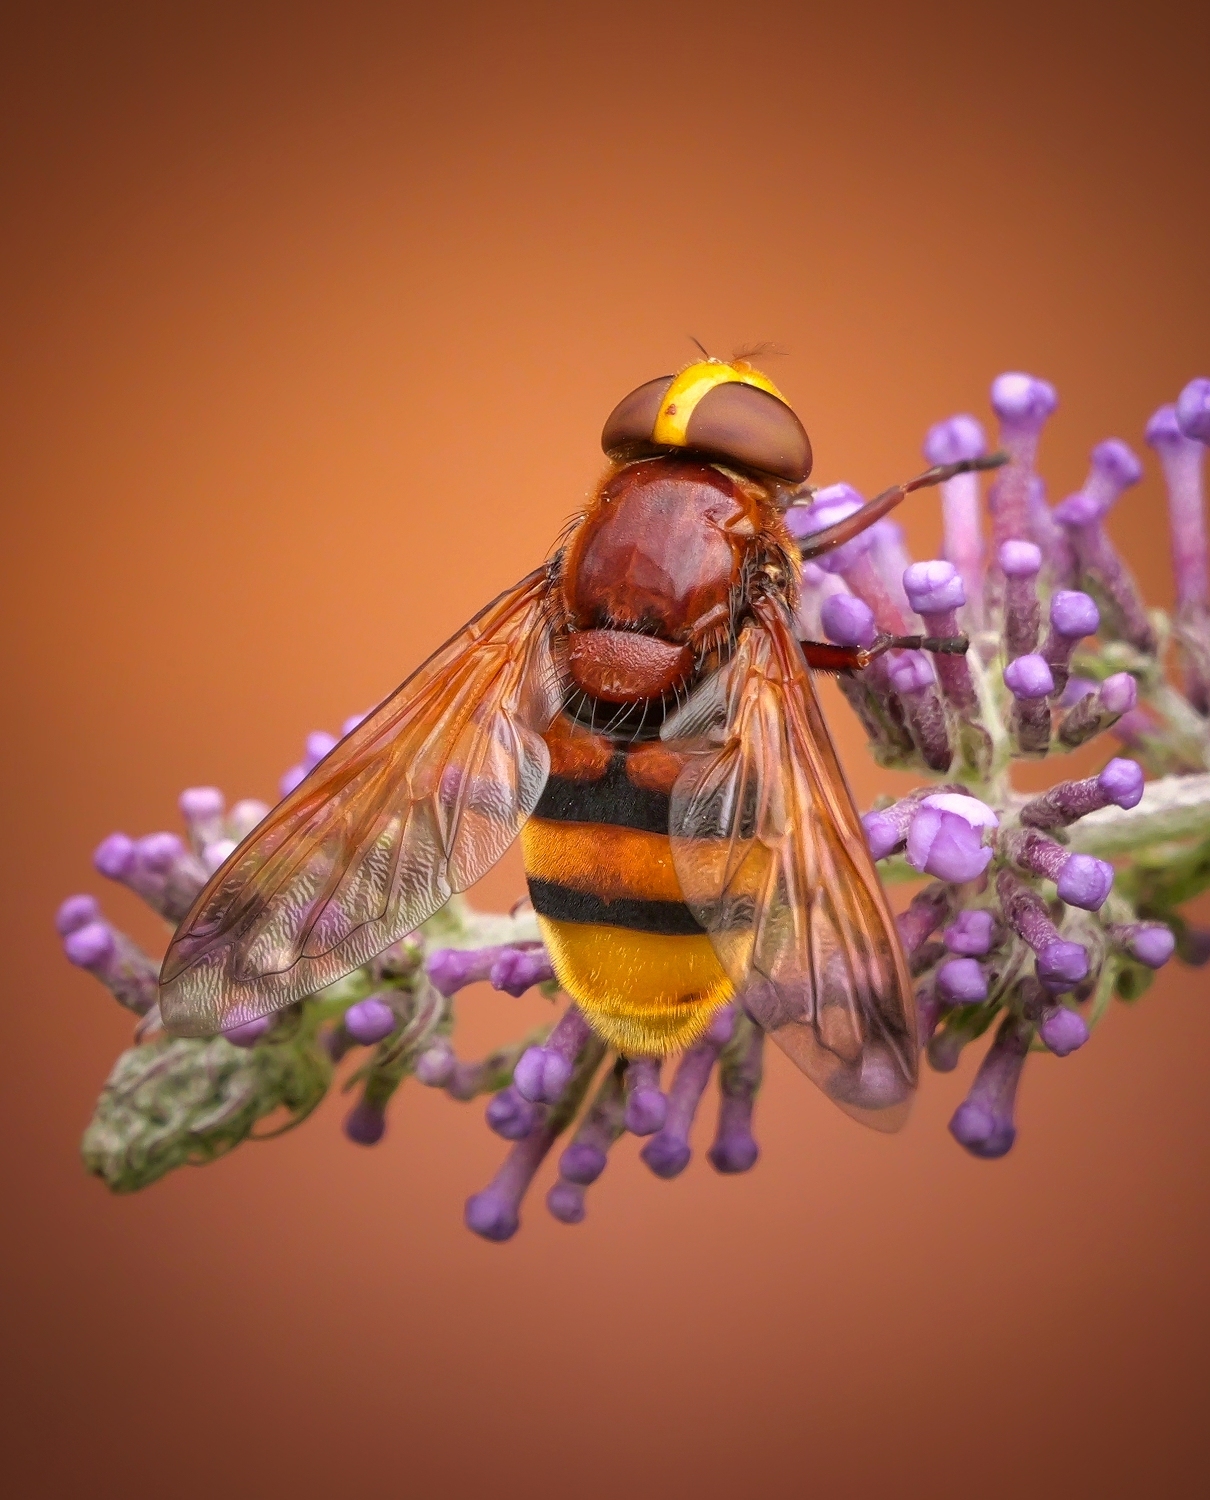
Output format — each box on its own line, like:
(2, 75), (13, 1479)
(521, 729), (732, 1055)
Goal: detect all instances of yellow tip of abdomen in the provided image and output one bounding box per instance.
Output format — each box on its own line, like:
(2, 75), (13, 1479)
(536, 916), (733, 1055)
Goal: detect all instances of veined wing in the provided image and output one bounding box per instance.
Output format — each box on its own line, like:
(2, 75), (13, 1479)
(663, 594), (917, 1130)
(160, 566), (562, 1036)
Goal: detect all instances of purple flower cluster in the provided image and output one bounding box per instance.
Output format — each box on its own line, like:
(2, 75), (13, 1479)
(798, 372), (1209, 1159)
(61, 371), (1210, 1235)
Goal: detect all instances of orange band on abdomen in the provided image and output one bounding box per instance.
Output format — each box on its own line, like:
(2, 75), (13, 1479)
(521, 817), (685, 904)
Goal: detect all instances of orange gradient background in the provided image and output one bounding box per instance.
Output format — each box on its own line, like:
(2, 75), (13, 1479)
(3, 4), (1209, 1497)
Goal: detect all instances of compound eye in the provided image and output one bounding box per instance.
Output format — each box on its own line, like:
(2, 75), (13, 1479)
(601, 376), (674, 460)
(686, 382), (812, 483)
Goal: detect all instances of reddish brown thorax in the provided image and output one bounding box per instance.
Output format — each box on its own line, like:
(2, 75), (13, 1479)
(561, 457), (769, 704)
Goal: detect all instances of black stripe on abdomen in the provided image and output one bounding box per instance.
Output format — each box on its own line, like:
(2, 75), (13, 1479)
(532, 755), (669, 834)
(528, 877), (705, 936)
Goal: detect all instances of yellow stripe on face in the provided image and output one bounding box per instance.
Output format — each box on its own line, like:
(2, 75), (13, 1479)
(536, 915), (733, 1055)
(520, 818), (686, 903)
(652, 360), (785, 448)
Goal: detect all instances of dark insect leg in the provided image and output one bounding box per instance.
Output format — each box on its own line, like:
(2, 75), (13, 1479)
(797, 452), (1007, 561)
(801, 633), (970, 673)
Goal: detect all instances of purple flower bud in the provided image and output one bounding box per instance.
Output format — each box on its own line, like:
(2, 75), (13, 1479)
(887, 651), (934, 695)
(639, 1132), (692, 1179)
(937, 958), (988, 1003)
(303, 730), (338, 771)
(1037, 941), (1089, 990)
(991, 372), (1058, 428)
(708, 1119), (759, 1174)
(489, 947), (554, 997)
(707, 1020), (763, 1174)
(1149, 400), (1209, 650)
(414, 1044), (455, 1088)
(1038, 1006), (1089, 1057)
(867, 794), (951, 866)
(559, 1142), (607, 1186)
(513, 1045), (572, 1104)
(1098, 758), (1144, 809)
(624, 1058), (667, 1135)
(1133, 918), (1175, 966)
(862, 810), (904, 861)
(224, 1015), (272, 1048)
(640, 1018), (730, 1179)
(896, 886), (949, 958)
(486, 1087), (539, 1140)
(1055, 855), (1115, 911)
(61, 914), (159, 1014)
(1061, 675), (1097, 708)
(467, 1112), (570, 1241)
(949, 1102), (1012, 1155)
(464, 1189), (519, 1240)
(943, 909), (993, 956)
(820, 591), (877, 648)
(202, 838), (236, 874)
(137, 832), (184, 872)
(1091, 438), (1144, 490)
(63, 920), (115, 968)
(1041, 590), (1098, 699)
(1100, 673), (1137, 715)
(1046, 801), (1120, 856)
(344, 1099), (386, 1145)
(98, 832), (205, 923)
(426, 949), (479, 997)
(924, 413), (986, 466)
(228, 799), (269, 839)
(1049, 591), (1099, 639)
(1057, 673), (1140, 750)
(998, 540), (1042, 577)
(1145, 404), (1184, 450)
(906, 795), (998, 883)
(56, 893), (102, 936)
(429, 945), (546, 998)
(928, 1026), (966, 1073)
(1052, 490), (1100, 528)
(1004, 655), (1054, 700)
(179, 786), (224, 821)
(93, 833), (136, 879)
(344, 997), (398, 1045)
(178, 786), (225, 848)
(904, 559), (965, 615)
(948, 1014), (1032, 1159)
(279, 764), (306, 798)
(1176, 378), (1210, 444)
(545, 1181), (586, 1225)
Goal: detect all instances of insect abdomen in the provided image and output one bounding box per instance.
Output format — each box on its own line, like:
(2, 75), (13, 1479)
(520, 726), (732, 1055)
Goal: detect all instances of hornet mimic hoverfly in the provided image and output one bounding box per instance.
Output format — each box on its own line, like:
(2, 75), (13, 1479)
(160, 358), (1000, 1130)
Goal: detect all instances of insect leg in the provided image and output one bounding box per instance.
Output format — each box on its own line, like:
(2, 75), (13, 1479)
(796, 452), (1007, 562)
(799, 640), (870, 673)
(800, 633), (969, 674)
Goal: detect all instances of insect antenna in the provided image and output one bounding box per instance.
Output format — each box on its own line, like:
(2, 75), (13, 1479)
(689, 335), (712, 359)
(732, 340), (787, 363)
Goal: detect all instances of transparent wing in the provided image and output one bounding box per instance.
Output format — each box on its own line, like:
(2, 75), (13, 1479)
(160, 567), (562, 1036)
(664, 594), (917, 1130)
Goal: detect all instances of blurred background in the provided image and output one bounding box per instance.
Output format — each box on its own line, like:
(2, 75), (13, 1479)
(3, 2), (1209, 1496)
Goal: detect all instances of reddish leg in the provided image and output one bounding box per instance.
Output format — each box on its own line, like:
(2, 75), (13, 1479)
(795, 452), (1007, 561)
(802, 633), (969, 673)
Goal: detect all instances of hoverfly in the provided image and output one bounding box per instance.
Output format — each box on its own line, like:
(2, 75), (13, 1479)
(160, 357), (997, 1129)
